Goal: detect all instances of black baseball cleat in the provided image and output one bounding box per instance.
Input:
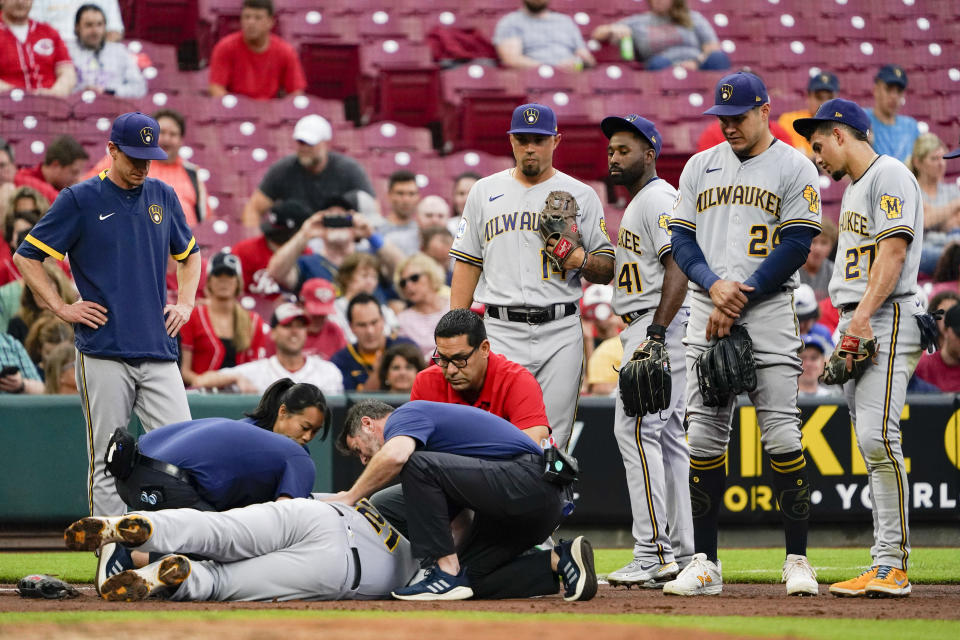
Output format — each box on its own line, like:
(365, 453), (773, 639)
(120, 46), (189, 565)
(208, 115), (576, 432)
(557, 536), (598, 601)
(64, 515), (153, 551)
(100, 554), (191, 602)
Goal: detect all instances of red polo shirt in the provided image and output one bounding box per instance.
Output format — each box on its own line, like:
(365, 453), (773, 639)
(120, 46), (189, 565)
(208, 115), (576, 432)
(410, 351), (549, 431)
(0, 19), (71, 91)
(208, 32), (306, 100)
(14, 164), (59, 203)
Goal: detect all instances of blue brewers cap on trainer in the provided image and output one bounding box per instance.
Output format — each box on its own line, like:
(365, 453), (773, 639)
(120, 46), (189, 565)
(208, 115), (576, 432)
(507, 103), (558, 136)
(600, 114), (662, 158)
(703, 72), (769, 116)
(792, 98), (871, 139)
(109, 112), (167, 160)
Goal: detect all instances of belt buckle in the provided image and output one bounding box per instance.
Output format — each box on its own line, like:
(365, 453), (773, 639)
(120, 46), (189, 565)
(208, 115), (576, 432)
(525, 308), (549, 323)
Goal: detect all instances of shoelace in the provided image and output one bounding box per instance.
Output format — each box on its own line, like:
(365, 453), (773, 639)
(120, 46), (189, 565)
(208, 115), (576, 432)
(783, 557), (817, 580)
(875, 565), (893, 580)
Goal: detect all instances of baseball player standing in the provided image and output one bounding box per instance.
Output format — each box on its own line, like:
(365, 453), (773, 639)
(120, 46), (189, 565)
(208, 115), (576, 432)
(449, 103), (615, 449)
(662, 72), (821, 596)
(600, 114), (694, 588)
(794, 99), (923, 598)
(14, 112), (200, 517)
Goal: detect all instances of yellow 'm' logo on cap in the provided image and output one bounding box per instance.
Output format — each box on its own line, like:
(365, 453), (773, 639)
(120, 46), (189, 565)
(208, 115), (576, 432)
(524, 108), (540, 124)
(720, 84), (733, 101)
(140, 127), (154, 145)
(834, 112), (843, 118)
(626, 114), (638, 122)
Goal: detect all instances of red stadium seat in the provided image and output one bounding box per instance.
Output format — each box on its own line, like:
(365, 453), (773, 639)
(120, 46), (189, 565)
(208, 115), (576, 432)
(299, 41), (362, 100)
(358, 121), (433, 152)
(125, 0), (200, 47)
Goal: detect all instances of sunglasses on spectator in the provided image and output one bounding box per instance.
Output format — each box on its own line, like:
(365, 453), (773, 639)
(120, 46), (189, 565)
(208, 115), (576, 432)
(399, 273), (423, 288)
(431, 345), (478, 369)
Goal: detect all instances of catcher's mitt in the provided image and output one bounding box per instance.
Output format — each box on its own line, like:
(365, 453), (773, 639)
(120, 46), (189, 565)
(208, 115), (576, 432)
(619, 336), (671, 417)
(538, 190), (582, 271)
(695, 325), (757, 408)
(17, 574), (80, 599)
(821, 331), (877, 385)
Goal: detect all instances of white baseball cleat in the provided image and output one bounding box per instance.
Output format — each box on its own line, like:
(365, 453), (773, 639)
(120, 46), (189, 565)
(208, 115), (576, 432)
(662, 553), (722, 596)
(606, 559), (679, 588)
(100, 554), (191, 602)
(782, 554), (819, 596)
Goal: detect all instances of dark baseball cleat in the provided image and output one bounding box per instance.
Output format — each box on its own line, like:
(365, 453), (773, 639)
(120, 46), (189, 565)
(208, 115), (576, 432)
(95, 543), (135, 596)
(557, 536), (598, 601)
(391, 566), (473, 601)
(64, 515), (153, 551)
(100, 554), (191, 602)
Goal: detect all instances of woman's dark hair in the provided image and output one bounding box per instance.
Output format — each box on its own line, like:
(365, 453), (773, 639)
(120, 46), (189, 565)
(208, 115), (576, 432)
(933, 242), (960, 283)
(245, 378), (331, 439)
(377, 343), (426, 390)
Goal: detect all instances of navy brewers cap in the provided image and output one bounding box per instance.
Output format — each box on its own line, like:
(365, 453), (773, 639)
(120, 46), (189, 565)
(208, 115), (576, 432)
(109, 112), (167, 160)
(601, 114), (663, 158)
(875, 64), (908, 89)
(807, 71), (839, 94)
(792, 98), (871, 139)
(507, 103), (558, 136)
(945, 136), (960, 159)
(703, 72), (769, 116)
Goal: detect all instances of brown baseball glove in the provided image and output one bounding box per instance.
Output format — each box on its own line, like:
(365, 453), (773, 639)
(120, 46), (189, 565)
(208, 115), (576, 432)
(820, 331), (878, 385)
(538, 190), (582, 271)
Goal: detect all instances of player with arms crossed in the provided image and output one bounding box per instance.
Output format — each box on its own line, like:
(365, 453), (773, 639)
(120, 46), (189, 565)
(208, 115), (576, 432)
(664, 72), (821, 596)
(794, 99), (923, 598)
(449, 103), (615, 449)
(601, 114), (694, 588)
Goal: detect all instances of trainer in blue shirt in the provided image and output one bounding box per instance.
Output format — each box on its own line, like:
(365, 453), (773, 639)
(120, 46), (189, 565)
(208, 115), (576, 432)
(329, 400), (597, 603)
(13, 111), (201, 518)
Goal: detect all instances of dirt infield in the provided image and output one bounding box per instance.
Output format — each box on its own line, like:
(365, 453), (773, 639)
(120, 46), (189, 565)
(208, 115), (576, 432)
(3, 583), (960, 619)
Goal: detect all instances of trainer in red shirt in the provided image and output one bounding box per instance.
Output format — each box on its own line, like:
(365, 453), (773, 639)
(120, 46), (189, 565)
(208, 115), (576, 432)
(0, 1), (75, 96)
(207, 0), (305, 100)
(411, 308), (550, 443)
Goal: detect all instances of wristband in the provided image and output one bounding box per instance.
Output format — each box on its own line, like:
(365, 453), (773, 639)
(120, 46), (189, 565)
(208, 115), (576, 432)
(578, 251), (589, 272)
(646, 323), (667, 339)
(367, 233), (384, 252)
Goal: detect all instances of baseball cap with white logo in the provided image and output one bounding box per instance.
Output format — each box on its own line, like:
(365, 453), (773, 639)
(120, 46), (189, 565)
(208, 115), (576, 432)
(110, 112), (167, 160)
(293, 115), (332, 146)
(600, 114), (663, 158)
(507, 103), (558, 136)
(270, 302), (309, 328)
(703, 72), (769, 117)
(300, 278), (337, 316)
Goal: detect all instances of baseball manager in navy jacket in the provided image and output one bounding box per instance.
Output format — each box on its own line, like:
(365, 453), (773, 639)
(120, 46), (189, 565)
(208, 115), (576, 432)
(14, 111), (201, 518)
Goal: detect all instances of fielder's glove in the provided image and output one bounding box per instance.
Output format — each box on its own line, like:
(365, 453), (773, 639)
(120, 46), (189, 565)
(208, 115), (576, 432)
(17, 574), (80, 599)
(538, 190), (582, 271)
(695, 325), (757, 408)
(916, 309), (943, 354)
(821, 331), (878, 385)
(619, 325), (671, 417)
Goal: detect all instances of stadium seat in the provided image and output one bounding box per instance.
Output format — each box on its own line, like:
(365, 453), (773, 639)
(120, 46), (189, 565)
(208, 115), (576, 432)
(125, 0), (200, 48)
(299, 41), (362, 100)
(358, 121), (433, 152)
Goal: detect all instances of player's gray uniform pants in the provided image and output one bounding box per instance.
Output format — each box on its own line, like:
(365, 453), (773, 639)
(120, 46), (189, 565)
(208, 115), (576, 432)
(683, 291), (803, 456)
(838, 301), (921, 570)
(615, 309), (694, 566)
(132, 499), (419, 601)
(76, 352), (191, 517)
(485, 311), (582, 449)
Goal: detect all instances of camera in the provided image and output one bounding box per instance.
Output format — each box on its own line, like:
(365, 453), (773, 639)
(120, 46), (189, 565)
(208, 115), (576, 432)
(322, 215), (354, 228)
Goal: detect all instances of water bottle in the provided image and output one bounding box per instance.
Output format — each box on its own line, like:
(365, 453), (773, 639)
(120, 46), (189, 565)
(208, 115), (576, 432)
(620, 34), (635, 61)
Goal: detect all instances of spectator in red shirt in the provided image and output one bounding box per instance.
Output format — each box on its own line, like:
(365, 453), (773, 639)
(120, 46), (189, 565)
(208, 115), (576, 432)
(14, 135), (88, 204)
(411, 308), (550, 444)
(296, 277), (346, 360)
(207, 0), (306, 100)
(0, 0), (76, 96)
(179, 252), (269, 386)
(912, 303), (960, 392)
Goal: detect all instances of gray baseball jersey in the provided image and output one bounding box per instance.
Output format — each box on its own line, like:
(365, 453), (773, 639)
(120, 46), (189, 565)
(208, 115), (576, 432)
(611, 178), (694, 569)
(133, 498), (419, 601)
(670, 140), (822, 290)
(451, 169), (614, 448)
(831, 155), (924, 571)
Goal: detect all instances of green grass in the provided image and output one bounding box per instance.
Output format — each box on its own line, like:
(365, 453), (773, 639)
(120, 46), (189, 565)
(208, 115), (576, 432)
(4, 547), (959, 585)
(0, 610), (958, 640)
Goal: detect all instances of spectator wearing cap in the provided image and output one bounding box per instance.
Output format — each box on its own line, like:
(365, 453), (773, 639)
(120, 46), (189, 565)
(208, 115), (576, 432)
(493, 0), (595, 71)
(394, 252), (451, 359)
(68, 3), (144, 98)
(778, 71), (839, 159)
(179, 252), (270, 386)
(798, 332), (836, 398)
(912, 303), (960, 393)
(30, 0), (124, 43)
(592, 0), (729, 72)
(208, 0), (305, 100)
(799, 218), (837, 302)
(14, 135), (89, 205)
(192, 301), (344, 395)
(794, 284), (831, 342)
(0, 0), (76, 96)
(241, 114), (375, 229)
(330, 293), (416, 391)
(86, 109), (208, 226)
(230, 199), (311, 320)
(296, 277), (347, 360)
(867, 64), (920, 163)
(379, 170), (422, 257)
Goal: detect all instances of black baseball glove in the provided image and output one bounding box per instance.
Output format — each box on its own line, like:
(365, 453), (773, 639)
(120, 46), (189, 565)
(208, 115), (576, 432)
(916, 309), (944, 354)
(17, 574), (81, 599)
(695, 325), (757, 408)
(821, 331), (878, 385)
(538, 190), (582, 271)
(619, 330), (671, 417)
